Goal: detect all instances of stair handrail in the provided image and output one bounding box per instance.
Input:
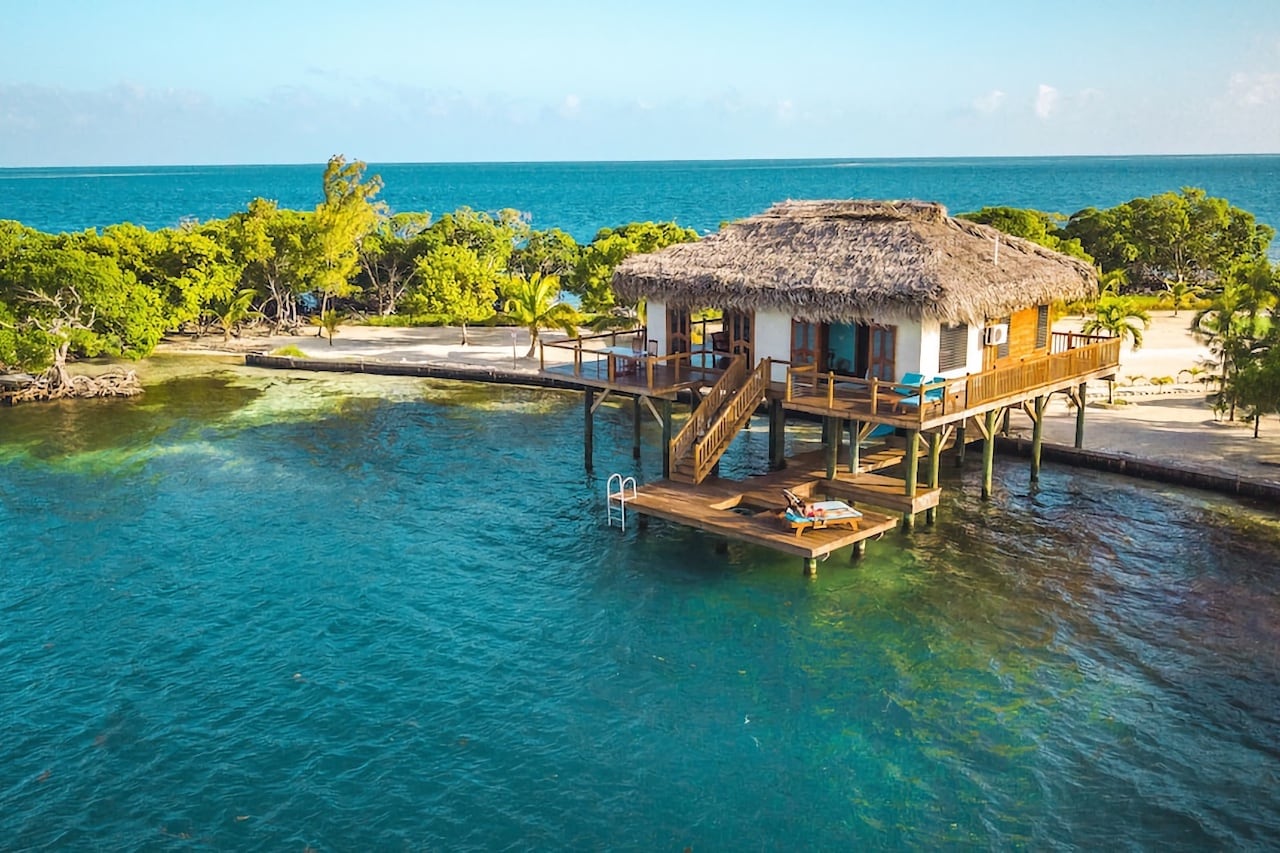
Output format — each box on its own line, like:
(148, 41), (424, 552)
(690, 358), (771, 482)
(668, 354), (746, 471)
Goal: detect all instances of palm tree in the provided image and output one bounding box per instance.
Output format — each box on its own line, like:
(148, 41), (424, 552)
(310, 309), (343, 346)
(1082, 295), (1150, 403)
(502, 272), (579, 358)
(208, 288), (261, 343)
(1162, 276), (1202, 316)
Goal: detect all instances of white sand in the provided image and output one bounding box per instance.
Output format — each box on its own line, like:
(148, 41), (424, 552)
(159, 313), (1280, 487)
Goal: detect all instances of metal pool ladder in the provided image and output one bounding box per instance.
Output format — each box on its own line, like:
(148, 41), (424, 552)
(606, 473), (638, 530)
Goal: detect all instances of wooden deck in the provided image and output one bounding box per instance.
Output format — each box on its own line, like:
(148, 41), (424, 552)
(628, 447), (942, 559)
(629, 478), (901, 559)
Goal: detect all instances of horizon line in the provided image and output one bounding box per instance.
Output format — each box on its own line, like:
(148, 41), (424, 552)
(3, 151), (1280, 171)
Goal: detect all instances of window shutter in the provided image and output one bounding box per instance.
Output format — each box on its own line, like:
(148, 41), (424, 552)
(938, 323), (968, 372)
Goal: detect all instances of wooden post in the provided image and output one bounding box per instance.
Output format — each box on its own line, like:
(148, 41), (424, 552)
(851, 540), (866, 560)
(954, 423), (967, 467)
(632, 395), (642, 460)
(1075, 382), (1088, 448)
(768, 399), (786, 470)
(825, 417), (840, 479)
(1031, 394), (1046, 482)
(661, 398), (673, 478)
(982, 409), (999, 500)
(925, 432), (942, 524)
(584, 389), (594, 473)
(804, 557), (818, 577)
(1001, 407), (1011, 436)
(850, 420), (862, 474)
(902, 429), (920, 532)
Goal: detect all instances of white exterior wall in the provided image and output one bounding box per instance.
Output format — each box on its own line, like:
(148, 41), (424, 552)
(647, 301), (668, 353)
(890, 315), (925, 381)
(754, 309), (793, 382)
(919, 318), (983, 379)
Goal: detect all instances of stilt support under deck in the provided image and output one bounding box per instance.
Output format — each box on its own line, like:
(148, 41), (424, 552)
(632, 395), (642, 460)
(954, 424), (966, 467)
(804, 557), (818, 577)
(982, 409), (999, 500)
(850, 420), (862, 474)
(925, 431), (943, 524)
(851, 540), (866, 560)
(1030, 394), (1047, 482)
(902, 429), (920, 532)
(1075, 382), (1088, 448)
(584, 389), (594, 473)
(768, 399), (786, 470)
(660, 398), (673, 478)
(825, 416), (840, 480)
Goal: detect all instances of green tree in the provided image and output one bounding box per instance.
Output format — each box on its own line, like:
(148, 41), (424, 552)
(227, 199), (315, 333)
(358, 211), (433, 316)
(503, 272), (579, 357)
(0, 244), (166, 384)
(206, 288), (261, 342)
(311, 155), (385, 323)
(510, 228), (581, 279)
(1082, 295), (1151, 403)
(959, 206), (1091, 260)
(570, 221), (699, 312)
(408, 244), (501, 344)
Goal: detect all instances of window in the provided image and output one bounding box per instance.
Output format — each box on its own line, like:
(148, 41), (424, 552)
(997, 315), (1011, 359)
(1035, 304), (1050, 349)
(938, 323), (968, 372)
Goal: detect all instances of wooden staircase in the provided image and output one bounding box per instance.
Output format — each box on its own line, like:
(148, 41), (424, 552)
(668, 357), (771, 484)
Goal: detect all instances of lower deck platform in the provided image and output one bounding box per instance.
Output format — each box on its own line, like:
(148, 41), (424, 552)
(627, 456), (943, 560)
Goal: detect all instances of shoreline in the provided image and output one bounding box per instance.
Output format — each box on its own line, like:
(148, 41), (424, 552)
(154, 313), (1280, 499)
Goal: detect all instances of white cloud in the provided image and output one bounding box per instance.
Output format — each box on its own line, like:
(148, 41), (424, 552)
(972, 89), (1005, 115)
(558, 94), (581, 118)
(1034, 84), (1059, 120)
(1229, 71), (1280, 106)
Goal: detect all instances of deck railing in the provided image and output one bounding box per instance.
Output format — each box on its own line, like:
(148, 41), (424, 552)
(688, 357), (771, 482)
(669, 355), (746, 473)
(783, 334), (1121, 423)
(541, 326), (723, 391)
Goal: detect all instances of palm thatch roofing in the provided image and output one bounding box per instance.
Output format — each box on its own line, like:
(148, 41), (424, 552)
(612, 200), (1096, 325)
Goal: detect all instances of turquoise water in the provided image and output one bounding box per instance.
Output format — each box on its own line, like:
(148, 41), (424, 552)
(3, 155), (1279, 243)
(3, 363), (1279, 849)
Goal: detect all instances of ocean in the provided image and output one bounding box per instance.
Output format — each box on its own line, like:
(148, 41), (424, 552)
(2, 155), (1280, 243)
(2, 159), (1280, 848)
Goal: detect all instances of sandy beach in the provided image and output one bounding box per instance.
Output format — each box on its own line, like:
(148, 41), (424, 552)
(157, 312), (1280, 490)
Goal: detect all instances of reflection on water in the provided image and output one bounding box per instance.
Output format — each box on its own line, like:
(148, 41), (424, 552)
(1, 364), (1277, 850)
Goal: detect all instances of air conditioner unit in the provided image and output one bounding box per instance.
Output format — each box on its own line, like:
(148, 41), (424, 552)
(984, 324), (1009, 346)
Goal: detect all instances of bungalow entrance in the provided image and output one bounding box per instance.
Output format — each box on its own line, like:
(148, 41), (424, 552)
(667, 307), (754, 366)
(791, 321), (896, 380)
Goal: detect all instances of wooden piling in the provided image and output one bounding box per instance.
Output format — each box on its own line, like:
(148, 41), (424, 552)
(926, 431), (942, 524)
(632, 395), (642, 459)
(804, 557), (818, 577)
(902, 429), (920, 531)
(661, 398), (673, 478)
(825, 417), (840, 480)
(1030, 395), (1046, 482)
(1075, 382), (1088, 448)
(584, 389), (594, 473)
(982, 409), (999, 499)
(850, 420), (862, 474)
(954, 423), (966, 467)
(768, 399), (786, 470)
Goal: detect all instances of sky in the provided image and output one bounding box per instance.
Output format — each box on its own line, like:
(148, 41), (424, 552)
(1, 0), (1278, 166)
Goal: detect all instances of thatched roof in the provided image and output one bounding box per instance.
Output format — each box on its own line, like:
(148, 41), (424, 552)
(612, 200), (1096, 325)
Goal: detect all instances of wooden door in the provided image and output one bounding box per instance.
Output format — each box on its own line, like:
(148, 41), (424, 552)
(867, 324), (896, 381)
(790, 320), (824, 367)
(667, 308), (691, 354)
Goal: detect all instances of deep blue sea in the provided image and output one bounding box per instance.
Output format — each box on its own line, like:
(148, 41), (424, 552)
(2, 155), (1279, 243)
(3, 160), (1280, 848)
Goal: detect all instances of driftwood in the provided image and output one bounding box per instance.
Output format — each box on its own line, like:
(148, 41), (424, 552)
(2, 368), (143, 405)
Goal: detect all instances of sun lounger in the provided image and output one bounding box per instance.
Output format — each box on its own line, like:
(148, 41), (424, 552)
(781, 489), (862, 537)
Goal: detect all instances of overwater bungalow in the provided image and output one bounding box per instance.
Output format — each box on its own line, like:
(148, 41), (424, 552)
(543, 200), (1121, 571)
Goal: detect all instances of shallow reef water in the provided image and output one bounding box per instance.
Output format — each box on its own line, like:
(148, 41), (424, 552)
(2, 363), (1278, 849)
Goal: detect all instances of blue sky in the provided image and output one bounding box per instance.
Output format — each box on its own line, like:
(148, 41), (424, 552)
(1, 0), (1277, 165)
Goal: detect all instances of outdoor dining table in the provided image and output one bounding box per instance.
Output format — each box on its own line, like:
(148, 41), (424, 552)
(599, 345), (646, 378)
